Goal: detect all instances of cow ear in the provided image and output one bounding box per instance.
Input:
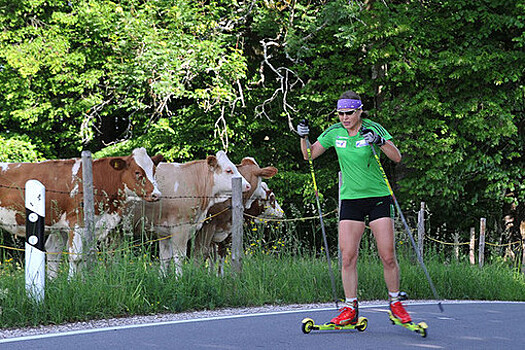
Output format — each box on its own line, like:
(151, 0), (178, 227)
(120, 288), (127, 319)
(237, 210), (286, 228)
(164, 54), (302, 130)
(257, 166), (278, 179)
(240, 157), (257, 166)
(109, 158), (127, 171)
(151, 154), (164, 165)
(206, 155), (218, 170)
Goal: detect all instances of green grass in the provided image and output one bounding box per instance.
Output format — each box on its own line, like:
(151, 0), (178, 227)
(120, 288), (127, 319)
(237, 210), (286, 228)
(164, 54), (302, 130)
(1, 238), (525, 329)
(2, 197), (523, 328)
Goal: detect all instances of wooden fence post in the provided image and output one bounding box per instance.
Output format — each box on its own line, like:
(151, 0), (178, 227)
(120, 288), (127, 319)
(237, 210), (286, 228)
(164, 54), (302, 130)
(417, 202), (425, 257)
(231, 176), (244, 275)
(469, 227), (476, 265)
(479, 218), (486, 268)
(81, 151), (95, 270)
(454, 231), (460, 261)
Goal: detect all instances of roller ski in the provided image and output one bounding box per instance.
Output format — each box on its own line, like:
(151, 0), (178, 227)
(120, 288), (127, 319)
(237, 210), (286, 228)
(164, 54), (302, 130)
(301, 316), (368, 334)
(302, 302), (368, 334)
(388, 299), (428, 338)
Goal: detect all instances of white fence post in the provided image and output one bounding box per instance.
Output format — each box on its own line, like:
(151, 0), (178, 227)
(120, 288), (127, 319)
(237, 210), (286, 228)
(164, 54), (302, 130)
(479, 218), (486, 268)
(81, 151), (95, 270)
(25, 180), (46, 303)
(469, 227), (476, 265)
(231, 176), (243, 274)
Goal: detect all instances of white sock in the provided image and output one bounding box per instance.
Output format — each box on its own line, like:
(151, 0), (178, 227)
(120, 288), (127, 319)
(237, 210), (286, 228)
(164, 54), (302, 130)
(345, 297), (357, 308)
(389, 291), (400, 301)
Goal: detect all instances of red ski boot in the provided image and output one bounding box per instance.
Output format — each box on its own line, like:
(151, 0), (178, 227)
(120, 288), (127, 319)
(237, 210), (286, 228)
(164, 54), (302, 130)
(390, 300), (412, 324)
(329, 301), (358, 326)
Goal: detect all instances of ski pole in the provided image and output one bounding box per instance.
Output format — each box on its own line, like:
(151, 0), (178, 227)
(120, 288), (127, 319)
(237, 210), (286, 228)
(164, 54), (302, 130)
(302, 121), (339, 309)
(368, 141), (444, 312)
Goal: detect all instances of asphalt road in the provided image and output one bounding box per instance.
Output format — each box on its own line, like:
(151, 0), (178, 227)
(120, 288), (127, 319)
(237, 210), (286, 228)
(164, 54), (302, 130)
(1, 301), (524, 349)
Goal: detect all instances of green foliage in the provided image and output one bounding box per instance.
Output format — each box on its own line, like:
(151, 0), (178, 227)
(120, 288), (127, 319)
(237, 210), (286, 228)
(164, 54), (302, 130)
(0, 0), (523, 246)
(0, 133), (43, 162)
(274, 0), (524, 238)
(0, 0), (248, 158)
(355, 0), (525, 233)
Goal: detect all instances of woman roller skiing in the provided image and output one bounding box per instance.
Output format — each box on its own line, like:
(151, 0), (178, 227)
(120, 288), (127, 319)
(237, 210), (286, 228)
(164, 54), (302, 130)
(297, 90), (412, 326)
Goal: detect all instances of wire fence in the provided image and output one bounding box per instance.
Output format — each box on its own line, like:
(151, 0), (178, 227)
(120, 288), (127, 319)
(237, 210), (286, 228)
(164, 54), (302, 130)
(425, 236), (522, 248)
(1, 176), (523, 273)
(0, 183), (235, 200)
(1, 203), (523, 263)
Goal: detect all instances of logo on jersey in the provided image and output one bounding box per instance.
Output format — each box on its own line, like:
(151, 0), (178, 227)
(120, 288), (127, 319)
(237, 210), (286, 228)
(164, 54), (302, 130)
(336, 140), (347, 148)
(356, 140), (368, 148)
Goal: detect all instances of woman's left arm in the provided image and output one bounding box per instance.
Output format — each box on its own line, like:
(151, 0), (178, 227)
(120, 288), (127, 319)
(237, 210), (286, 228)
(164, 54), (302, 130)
(380, 140), (402, 163)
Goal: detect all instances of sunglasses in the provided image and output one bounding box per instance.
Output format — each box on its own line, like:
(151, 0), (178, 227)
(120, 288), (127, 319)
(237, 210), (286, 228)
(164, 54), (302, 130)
(337, 109), (360, 116)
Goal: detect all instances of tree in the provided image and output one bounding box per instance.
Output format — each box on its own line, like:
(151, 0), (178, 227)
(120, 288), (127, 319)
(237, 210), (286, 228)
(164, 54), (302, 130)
(0, 0), (523, 252)
(0, 0), (248, 158)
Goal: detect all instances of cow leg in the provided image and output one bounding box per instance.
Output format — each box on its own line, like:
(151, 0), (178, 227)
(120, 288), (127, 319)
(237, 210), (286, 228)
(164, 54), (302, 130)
(45, 231), (67, 279)
(67, 226), (83, 279)
(217, 239), (230, 277)
(193, 224), (216, 266)
(212, 231), (230, 277)
(168, 228), (192, 276)
(192, 229), (207, 261)
(159, 237), (173, 276)
(217, 241), (225, 277)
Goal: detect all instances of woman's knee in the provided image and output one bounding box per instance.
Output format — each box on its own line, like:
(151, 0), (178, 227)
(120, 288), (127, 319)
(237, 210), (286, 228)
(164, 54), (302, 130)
(380, 254), (398, 270)
(341, 250), (359, 268)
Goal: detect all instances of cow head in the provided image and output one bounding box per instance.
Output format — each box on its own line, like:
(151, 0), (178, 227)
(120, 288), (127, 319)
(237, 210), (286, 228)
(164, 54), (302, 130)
(247, 182), (285, 223)
(238, 157), (278, 208)
(259, 182), (284, 218)
(209, 151), (250, 198)
(118, 147), (162, 202)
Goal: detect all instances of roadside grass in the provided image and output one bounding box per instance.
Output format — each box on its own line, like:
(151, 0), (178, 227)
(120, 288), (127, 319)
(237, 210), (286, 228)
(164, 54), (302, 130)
(1, 240), (525, 329)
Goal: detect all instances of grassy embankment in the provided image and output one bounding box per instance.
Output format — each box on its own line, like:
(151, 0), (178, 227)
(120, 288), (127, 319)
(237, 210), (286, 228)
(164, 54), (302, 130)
(1, 235), (524, 329)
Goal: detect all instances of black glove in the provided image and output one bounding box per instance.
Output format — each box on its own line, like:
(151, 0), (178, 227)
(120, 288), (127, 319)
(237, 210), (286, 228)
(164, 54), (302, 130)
(360, 128), (386, 146)
(296, 119), (309, 139)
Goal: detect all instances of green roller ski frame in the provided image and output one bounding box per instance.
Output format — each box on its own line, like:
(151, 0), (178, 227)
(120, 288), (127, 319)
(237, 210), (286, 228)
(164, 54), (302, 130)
(388, 312), (428, 337)
(301, 317), (368, 334)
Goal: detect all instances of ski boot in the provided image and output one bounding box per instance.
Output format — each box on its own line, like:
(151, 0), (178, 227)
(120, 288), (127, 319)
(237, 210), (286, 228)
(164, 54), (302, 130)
(388, 298), (428, 337)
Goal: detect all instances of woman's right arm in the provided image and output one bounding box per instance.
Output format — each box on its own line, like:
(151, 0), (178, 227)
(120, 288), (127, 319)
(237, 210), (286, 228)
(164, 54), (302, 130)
(300, 139), (326, 160)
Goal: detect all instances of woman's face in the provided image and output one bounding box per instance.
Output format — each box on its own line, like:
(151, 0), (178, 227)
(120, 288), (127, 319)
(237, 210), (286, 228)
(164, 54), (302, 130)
(338, 109), (362, 131)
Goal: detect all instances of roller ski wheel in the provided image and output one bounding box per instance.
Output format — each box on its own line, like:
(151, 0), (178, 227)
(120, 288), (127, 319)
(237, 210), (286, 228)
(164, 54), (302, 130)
(301, 317), (368, 334)
(388, 311), (428, 338)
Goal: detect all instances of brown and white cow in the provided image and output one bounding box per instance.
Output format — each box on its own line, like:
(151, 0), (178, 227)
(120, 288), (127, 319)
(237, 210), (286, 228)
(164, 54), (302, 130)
(0, 147), (161, 278)
(193, 157), (278, 264)
(133, 151), (251, 274)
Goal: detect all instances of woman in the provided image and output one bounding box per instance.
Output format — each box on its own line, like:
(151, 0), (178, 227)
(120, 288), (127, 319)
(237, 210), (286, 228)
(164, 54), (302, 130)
(297, 90), (412, 325)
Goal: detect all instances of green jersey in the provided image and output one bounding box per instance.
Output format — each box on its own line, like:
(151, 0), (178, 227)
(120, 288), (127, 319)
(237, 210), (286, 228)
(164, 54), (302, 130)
(317, 118), (393, 200)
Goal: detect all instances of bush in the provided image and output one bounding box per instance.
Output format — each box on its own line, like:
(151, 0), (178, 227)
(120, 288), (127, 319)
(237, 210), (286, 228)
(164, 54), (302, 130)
(0, 134), (43, 162)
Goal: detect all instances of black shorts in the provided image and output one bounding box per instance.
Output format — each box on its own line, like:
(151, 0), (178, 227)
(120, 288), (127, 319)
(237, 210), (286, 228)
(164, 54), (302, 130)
(340, 196), (394, 222)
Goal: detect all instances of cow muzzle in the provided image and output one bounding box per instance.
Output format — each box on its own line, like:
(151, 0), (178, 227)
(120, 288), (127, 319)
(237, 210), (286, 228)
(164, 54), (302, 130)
(147, 189), (162, 202)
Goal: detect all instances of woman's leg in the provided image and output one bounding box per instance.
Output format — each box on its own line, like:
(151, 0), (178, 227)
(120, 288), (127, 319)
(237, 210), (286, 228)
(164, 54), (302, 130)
(339, 220), (366, 298)
(369, 217), (399, 293)
(370, 216), (412, 323)
(329, 220), (365, 325)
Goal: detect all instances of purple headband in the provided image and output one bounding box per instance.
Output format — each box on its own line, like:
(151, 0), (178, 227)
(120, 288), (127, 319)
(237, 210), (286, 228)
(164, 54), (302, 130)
(337, 99), (362, 110)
